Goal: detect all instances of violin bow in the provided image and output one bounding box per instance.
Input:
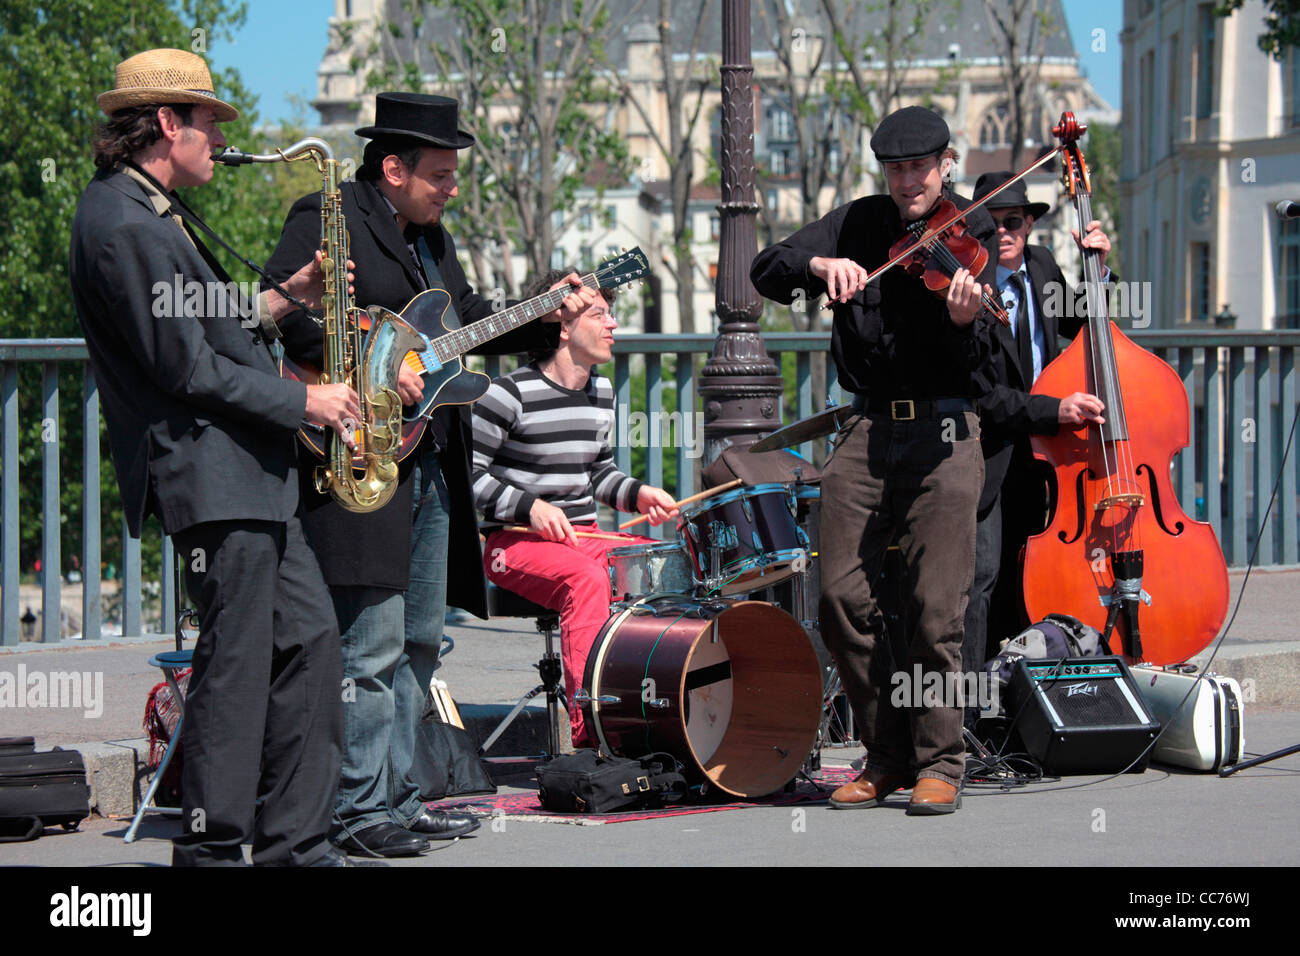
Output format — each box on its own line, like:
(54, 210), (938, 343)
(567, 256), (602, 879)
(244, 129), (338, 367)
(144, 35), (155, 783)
(862, 145), (1066, 287)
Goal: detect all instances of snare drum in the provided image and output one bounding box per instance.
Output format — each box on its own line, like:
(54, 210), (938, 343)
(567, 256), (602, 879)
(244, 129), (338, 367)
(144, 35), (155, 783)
(580, 598), (822, 798)
(678, 483), (809, 595)
(606, 540), (696, 603)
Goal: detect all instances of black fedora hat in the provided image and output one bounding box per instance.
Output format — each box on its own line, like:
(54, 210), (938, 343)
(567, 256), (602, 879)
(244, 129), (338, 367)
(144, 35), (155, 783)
(972, 171), (1050, 219)
(356, 92), (475, 150)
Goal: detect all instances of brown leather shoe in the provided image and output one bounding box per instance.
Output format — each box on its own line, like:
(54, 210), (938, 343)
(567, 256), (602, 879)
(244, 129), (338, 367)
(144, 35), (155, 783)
(828, 769), (913, 809)
(906, 778), (961, 815)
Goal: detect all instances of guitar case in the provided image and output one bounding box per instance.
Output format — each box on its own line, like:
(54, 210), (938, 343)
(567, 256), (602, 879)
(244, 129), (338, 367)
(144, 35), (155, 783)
(0, 737), (91, 841)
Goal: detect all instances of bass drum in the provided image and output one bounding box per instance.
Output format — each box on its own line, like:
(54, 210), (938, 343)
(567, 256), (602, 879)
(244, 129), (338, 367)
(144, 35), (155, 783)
(581, 599), (822, 798)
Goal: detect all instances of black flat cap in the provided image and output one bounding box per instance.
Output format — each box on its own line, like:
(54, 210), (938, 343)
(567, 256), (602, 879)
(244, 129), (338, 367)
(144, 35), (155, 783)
(356, 92), (475, 150)
(972, 171), (1051, 219)
(870, 106), (950, 163)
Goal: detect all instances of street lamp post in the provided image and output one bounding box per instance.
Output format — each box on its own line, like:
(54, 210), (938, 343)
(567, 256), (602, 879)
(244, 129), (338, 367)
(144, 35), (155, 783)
(699, 0), (784, 463)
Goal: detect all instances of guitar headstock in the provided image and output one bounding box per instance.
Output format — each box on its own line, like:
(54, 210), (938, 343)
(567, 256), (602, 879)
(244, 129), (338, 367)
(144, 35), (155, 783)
(593, 247), (650, 290)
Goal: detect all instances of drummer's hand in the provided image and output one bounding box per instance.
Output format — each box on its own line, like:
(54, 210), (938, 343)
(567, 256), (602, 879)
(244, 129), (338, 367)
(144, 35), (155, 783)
(529, 499), (578, 547)
(637, 486), (679, 526)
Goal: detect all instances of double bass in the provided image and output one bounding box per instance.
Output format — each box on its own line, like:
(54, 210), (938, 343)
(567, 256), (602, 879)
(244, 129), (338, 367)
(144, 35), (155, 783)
(1021, 113), (1228, 665)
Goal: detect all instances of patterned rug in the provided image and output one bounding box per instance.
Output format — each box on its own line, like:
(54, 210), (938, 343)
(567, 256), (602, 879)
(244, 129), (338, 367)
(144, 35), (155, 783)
(428, 765), (857, 825)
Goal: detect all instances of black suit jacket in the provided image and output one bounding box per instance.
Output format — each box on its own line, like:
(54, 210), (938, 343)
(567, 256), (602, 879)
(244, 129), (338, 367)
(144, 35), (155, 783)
(264, 177), (546, 614)
(975, 244), (1097, 512)
(69, 169), (306, 536)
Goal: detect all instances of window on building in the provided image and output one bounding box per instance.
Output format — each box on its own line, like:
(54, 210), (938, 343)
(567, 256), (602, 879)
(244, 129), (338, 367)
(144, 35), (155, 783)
(979, 102), (1010, 149)
(770, 149), (787, 177)
(1196, 4), (1216, 121)
(551, 248), (568, 271)
(710, 215), (721, 241)
(1190, 242), (1211, 322)
(1140, 50), (1154, 170)
(1167, 33), (1181, 152)
(1286, 47), (1300, 130)
(605, 205), (617, 228)
(1278, 218), (1300, 328)
(769, 106), (794, 141)
(579, 207), (593, 231)
(579, 245), (593, 267)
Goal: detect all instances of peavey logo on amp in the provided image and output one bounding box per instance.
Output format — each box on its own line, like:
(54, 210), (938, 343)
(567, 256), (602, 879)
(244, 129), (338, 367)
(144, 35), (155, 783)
(1065, 682), (1101, 699)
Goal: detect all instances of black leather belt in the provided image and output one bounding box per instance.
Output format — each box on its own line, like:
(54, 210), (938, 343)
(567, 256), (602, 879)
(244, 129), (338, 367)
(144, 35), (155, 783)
(851, 393), (973, 421)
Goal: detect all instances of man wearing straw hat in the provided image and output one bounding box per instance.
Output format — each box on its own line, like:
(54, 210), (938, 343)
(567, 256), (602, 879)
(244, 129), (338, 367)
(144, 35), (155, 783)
(69, 49), (358, 866)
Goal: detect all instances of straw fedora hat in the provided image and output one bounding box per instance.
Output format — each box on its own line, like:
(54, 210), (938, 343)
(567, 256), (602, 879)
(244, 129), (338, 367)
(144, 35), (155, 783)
(97, 48), (238, 122)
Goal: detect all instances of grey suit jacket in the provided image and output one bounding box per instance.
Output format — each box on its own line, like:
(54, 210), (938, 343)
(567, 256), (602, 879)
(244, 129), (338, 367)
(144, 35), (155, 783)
(69, 168), (307, 536)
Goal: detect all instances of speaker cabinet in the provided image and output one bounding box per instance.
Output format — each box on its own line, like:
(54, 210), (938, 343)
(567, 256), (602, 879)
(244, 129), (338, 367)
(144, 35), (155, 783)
(1008, 657), (1161, 774)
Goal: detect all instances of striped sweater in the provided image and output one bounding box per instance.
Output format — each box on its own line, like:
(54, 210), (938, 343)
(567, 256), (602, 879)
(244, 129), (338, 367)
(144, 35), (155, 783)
(471, 364), (643, 525)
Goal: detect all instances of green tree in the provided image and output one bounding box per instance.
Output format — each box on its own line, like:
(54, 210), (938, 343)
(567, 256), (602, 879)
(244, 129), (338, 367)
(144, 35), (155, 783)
(1215, 0), (1300, 59)
(0, 1), (299, 625)
(349, 0), (632, 297)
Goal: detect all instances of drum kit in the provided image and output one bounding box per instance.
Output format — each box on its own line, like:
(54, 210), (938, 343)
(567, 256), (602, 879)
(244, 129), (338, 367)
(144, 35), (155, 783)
(579, 406), (862, 799)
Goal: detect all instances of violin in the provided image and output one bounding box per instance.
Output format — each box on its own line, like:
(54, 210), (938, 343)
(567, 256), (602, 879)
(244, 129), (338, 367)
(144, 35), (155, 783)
(888, 199), (1010, 326)
(1020, 113), (1228, 665)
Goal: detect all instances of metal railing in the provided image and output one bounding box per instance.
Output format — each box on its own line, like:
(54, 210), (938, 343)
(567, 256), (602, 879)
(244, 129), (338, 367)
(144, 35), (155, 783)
(4, 330), (1298, 645)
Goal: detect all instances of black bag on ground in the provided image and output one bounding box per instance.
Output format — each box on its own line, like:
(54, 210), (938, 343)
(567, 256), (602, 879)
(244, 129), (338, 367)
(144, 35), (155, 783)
(408, 717), (497, 800)
(536, 749), (688, 813)
(0, 738), (91, 842)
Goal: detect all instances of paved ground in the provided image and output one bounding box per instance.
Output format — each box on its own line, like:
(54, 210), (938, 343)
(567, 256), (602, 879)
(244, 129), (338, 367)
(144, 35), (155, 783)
(1, 567), (1297, 882)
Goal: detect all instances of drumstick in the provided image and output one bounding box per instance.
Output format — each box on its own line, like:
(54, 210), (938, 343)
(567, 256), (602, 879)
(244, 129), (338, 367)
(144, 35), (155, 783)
(501, 526), (629, 541)
(617, 478), (744, 531)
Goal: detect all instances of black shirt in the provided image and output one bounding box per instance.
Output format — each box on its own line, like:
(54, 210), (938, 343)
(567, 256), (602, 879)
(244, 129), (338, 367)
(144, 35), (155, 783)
(750, 191), (997, 401)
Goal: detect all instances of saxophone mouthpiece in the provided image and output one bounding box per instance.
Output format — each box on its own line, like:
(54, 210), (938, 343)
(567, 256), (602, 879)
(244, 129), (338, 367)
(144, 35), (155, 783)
(212, 148), (254, 166)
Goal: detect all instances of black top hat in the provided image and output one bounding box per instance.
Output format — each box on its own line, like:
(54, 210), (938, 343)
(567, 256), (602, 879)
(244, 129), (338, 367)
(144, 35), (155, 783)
(870, 106), (950, 163)
(971, 171), (1050, 219)
(356, 93), (475, 150)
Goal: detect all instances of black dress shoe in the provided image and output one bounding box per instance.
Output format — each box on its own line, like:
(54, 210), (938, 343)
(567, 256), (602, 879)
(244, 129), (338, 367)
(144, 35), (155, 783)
(407, 809), (482, 840)
(335, 822), (430, 857)
(257, 847), (387, 867)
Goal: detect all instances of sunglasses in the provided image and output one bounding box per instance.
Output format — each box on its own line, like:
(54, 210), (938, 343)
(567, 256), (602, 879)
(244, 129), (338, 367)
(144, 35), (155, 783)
(993, 214), (1026, 231)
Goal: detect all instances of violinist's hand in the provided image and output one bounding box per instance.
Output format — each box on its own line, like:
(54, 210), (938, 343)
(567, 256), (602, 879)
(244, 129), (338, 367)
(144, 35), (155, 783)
(1072, 220), (1111, 271)
(1058, 391), (1105, 426)
(808, 256), (868, 304)
(529, 499), (578, 548)
(946, 267), (985, 327)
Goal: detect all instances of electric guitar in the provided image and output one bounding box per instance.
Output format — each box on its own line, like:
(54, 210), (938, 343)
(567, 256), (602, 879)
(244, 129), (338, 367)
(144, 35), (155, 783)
(285, 247), (649, 462)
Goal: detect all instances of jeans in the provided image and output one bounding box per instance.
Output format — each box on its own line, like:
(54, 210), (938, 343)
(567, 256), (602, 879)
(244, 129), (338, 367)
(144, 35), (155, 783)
(331, 442), (450, 832)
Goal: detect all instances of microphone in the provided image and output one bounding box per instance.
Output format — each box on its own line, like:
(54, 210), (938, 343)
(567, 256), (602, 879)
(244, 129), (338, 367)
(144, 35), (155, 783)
(1276, 200), (1300, 220)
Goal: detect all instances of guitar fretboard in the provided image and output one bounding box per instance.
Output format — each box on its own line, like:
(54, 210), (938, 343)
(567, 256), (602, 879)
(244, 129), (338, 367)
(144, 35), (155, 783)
(429, 272), (601, 365)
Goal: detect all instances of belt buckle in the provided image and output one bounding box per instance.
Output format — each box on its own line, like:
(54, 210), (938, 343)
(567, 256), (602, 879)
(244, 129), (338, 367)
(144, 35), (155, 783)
(890, 399), (915, 421)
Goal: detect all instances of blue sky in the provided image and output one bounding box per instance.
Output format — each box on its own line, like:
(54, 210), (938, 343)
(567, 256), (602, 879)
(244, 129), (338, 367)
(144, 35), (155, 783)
(211, 0), (1126, 127)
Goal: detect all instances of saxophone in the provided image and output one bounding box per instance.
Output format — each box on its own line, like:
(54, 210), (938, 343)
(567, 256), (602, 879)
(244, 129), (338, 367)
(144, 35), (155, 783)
(218, 138), (423, 512)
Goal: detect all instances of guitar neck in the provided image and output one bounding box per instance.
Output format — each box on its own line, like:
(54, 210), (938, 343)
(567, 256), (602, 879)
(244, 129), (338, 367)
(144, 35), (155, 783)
(429, 272), (600, 364)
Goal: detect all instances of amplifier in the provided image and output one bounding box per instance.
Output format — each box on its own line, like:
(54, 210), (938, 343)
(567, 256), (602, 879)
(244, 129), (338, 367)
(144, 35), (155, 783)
(1008, 657), (1161, 774)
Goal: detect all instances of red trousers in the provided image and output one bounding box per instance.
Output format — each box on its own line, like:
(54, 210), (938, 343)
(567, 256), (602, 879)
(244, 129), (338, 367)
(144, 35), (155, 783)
(483, 524), (654, 748)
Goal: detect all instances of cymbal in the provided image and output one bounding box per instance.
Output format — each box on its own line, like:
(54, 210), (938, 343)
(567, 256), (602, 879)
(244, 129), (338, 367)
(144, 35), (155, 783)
(749, 404), (855, 453)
